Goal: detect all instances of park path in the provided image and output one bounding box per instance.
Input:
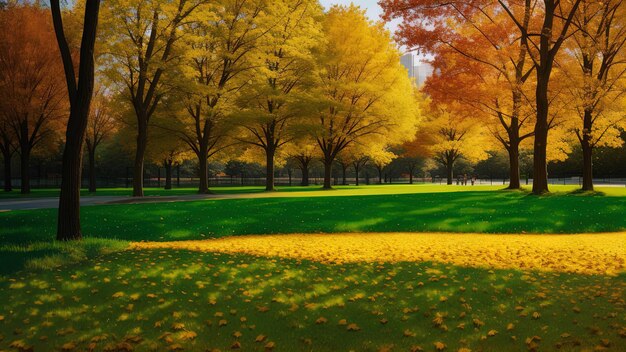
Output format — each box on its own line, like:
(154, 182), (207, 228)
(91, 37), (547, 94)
(130, 232), (626, 275)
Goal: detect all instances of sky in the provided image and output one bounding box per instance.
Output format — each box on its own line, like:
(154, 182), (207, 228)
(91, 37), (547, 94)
(318, 0), (401, 34)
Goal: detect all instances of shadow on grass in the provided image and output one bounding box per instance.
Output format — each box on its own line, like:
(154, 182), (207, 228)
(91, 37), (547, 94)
(0, 250), (623, 351)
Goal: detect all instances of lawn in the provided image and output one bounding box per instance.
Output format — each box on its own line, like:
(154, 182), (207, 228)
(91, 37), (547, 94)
(0, 250), (624, 352)
(0, 185), (624, 351)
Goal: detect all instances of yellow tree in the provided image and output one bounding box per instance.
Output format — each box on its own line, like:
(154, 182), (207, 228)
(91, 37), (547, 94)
(422, 104), (489, 184)
(566, 0), (626, 190)
(312, 5), (419, 189)
(284, 138), (319, 186)
(179, 0), (267, 194)
(236, 0), (323, 191)
(101, 0), (205, 197)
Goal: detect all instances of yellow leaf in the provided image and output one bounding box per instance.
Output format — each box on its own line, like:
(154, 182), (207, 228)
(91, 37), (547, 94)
(218, 319), (228, 327)
(338, 319), (347, 325)
(265, 341), (275, 350)
(172, 323), (185, 330)
(434, 341), (446, 350)
(178, 331), (197, 340)
(315, 317), (327, 324)
(231, 341), (241, 349)
(61, 342), (76, 351)
(232, 331), (242, 338)
(112, 292), (124, 298)
(403, 329), (416, 337)
(507, 323), (514, 331)
(487, 330), (498, 337)
(532, 312), (541, 319)
(347, 323), (360, 331)
(255, 335), (266, 342)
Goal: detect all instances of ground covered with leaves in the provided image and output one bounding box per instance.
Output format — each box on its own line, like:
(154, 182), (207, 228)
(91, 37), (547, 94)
(0, 250), (624, 352)
(1, 185), (625, 351)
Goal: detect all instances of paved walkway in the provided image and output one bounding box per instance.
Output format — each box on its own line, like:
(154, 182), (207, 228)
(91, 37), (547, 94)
(0, 194), (226, 211)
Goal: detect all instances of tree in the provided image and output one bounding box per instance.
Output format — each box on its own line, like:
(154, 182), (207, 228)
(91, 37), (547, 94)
(285, 139), (318, 186)
(102, 0), (204, 197)
(381, 0), (583, 194)
(237, 0), (322, 191)
(312, 5), (419, 189)
(147, 122), (190, 190)
(566, 0), (626, 191)
(51, 0), (101, 240)
(85, 87), (117, 192)
(422, 104), (489, 184)
(0, 4), (67, 194)
(179, 0), (265, 194)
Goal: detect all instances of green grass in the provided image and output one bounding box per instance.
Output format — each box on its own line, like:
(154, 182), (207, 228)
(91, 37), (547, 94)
(1, 184), (624, 275)
(0, 250), (623, 351)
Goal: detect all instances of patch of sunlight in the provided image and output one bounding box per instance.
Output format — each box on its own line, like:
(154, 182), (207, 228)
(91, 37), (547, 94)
(334, 217), (386, 231)
(320, 295), (345, 308)
(129, 232), (626, 275)
(63, 281), (89, 290)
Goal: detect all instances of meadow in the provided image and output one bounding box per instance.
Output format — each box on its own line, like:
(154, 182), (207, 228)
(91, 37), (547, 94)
(0, 185), (624, 351)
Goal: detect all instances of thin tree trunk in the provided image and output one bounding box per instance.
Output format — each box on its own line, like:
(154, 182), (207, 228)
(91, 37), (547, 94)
(133, 122), (147, 197)
(3, 149), (12, 192)
(88, 147), (96, 192)
(581, 109), (594, 191)
(20, 148), (30, 194)
(341, 164), (347, 185)
(165, 160), (172, 190)
(446, 162), (453, 185)
(533, 74), (550, 194)
(409, 166), (415, 184)
(377, 167), (383, 184)
(265, 147), (275, 191)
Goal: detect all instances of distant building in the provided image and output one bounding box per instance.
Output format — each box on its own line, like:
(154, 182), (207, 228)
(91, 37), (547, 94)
(400, 53), (432, 86)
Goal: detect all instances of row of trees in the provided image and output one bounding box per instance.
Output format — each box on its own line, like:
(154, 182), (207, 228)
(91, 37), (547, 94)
(381, 0), (626, 192)
(1, 0), (626, 240)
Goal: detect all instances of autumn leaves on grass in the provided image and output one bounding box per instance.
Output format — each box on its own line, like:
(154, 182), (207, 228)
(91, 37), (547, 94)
(131, 232), (626, 275)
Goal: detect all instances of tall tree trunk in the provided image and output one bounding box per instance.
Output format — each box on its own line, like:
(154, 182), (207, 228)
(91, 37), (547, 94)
(54, 0), (100, 241)
(323, 160), (333, 189)
(354, 166), (360, 186)
(507, 141), (521, 189)
(133, 122), (147, 197)
(2, 149), (11, 192)
(20, 148), (30, 194)
(265, 147), (275, 191)
(533, 73), (550, 194)
(581, 109), (594, 191)
(164, 160), (172, 190)
(341, 164), (347, 185)
(88, 146), (96, 192)
(377, 167), (383, 184)
(409, 166), (415, 185)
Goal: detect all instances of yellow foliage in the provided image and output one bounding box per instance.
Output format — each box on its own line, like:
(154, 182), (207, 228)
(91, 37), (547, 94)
(130, 232), (626, 275)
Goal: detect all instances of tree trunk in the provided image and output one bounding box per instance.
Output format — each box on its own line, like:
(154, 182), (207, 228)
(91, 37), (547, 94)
(132, 123), (147, 197)
(165, 160), (172, 190)
(20, 148), (30, 194)
(88, 147), (96, 192)
(446, 162), (453, 185)
(265, 147), (275, 191)
(53, 0), (100, 240)
(532, 74), (550, 194)
(3, 149), (12, 192)
(301, 164), (309, 186)
(197, 146), (209, 194)
(354, 166), (360, 186)
(323, 160), (333, 189)
(507, 141), (521, 189)
(341, 164), (347, 185)
(409, 166), (414, 185)
(377, 167), (383, 184)
(578, 106), (594, 191)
